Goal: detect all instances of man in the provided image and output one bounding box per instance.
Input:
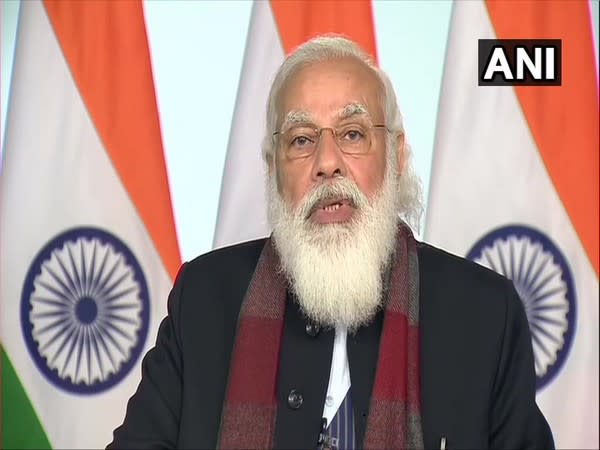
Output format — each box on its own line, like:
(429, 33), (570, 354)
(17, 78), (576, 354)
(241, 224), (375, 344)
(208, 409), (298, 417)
(109, 36), (553, 449)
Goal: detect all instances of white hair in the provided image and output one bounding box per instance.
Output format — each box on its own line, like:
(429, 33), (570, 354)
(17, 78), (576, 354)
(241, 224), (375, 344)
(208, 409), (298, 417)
(262, 35), (423, 231)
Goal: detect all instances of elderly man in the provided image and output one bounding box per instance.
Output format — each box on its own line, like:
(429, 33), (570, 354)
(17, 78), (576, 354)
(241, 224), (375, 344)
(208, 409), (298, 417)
(109, 36), (553, 449)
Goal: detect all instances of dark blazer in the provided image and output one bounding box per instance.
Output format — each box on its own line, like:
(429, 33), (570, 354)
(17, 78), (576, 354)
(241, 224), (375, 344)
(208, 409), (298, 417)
(108, 239), (553, 449)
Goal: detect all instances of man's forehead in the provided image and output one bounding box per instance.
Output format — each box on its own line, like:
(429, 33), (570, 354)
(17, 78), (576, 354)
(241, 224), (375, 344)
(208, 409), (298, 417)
(278, 58), (383, 109)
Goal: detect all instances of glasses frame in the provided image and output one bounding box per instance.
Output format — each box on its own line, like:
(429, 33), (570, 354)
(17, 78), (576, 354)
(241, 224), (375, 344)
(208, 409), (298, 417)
(272, 123), (389, 159)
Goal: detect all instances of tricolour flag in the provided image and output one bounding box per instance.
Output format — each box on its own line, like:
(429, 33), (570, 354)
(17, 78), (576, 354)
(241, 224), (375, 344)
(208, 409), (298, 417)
(213, 0), (378, 248)
(425, 1), (598, 448)
(0, 1), (181, 448)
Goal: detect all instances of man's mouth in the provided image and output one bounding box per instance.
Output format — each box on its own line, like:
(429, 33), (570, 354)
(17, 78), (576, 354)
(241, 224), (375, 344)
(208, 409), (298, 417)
(308, 197), (356, 224)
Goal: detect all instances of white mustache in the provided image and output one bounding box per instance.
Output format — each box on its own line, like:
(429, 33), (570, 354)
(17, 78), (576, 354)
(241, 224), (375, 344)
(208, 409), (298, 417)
(297, 178), (369, 220)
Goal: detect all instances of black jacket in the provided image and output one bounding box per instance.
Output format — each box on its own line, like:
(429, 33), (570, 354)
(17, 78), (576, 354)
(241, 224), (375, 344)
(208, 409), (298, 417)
(108, 239), (553, 449)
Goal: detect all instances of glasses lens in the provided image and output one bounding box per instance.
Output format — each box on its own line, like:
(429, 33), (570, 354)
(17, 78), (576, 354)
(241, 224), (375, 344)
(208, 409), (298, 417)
(282, 127), (318, 159)
(336, 123), (370, 154)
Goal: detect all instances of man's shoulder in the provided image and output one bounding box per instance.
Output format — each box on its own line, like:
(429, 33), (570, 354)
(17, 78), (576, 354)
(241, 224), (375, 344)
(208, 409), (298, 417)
(416, 241), (522, 368)
(171, 238), (268, 324)
(178, 237), (267, 299)
(417, 240), (510, 291)
(416, 240), (517, 321)
(186, 237), (267, 274)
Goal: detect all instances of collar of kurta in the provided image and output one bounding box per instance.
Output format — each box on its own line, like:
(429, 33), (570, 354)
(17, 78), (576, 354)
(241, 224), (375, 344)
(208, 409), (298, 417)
(217, 223), (424, 449)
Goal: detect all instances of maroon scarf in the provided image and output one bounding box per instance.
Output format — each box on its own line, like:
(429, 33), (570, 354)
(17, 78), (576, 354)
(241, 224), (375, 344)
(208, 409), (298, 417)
(217, 224), (423, 449)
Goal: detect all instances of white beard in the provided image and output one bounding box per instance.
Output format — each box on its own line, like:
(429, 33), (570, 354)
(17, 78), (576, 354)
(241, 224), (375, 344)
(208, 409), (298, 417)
(268, 163), (401, 331)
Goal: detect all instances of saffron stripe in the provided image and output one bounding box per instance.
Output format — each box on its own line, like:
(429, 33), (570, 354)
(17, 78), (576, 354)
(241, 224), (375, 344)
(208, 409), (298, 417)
(269, 0), (378, 62)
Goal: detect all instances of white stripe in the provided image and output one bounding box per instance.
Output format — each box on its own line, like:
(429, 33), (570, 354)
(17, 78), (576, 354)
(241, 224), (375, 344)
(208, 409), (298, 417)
(213, 1), (285, 249)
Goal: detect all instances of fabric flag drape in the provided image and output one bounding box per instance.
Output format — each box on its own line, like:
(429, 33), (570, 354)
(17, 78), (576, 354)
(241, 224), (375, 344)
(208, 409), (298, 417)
(0, 1), (181, 448)
(425, 1), (598, 448)
(213, 0), (378, 248)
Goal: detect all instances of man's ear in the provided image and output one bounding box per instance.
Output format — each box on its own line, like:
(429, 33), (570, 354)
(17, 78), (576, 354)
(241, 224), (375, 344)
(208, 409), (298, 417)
(396, 132), (406, 175)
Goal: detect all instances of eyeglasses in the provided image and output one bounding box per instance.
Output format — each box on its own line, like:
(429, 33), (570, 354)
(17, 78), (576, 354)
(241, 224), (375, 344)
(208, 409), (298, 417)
(273, 123), (389, 160)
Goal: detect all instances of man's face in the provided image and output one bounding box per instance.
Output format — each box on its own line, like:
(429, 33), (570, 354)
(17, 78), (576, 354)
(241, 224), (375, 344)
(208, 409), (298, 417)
(273, 57), (394, 222)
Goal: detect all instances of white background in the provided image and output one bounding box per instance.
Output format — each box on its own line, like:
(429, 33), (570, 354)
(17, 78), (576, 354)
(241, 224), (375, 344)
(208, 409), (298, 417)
(1, 0), (598, 261)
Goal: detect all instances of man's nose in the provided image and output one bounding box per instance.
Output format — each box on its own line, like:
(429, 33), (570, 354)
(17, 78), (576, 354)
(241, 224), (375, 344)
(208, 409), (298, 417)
(312, 129), (347, 180)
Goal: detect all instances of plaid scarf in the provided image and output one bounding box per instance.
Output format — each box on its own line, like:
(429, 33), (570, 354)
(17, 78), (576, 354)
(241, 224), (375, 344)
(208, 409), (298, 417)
(217, 224), (424, 449)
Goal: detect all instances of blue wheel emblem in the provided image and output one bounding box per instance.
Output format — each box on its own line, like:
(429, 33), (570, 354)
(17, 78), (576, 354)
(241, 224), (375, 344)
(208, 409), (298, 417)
(21, 227), (150, 394)
(466, 225), (576, 390)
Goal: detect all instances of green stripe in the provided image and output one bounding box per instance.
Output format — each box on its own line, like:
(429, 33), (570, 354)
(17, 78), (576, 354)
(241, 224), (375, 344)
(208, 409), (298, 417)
(1, 344), (51, 449)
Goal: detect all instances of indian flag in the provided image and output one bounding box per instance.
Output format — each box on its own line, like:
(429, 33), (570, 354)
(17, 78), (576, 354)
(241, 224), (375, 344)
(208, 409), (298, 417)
(425, 1), (598, 448)
(0, 1), (180, 448)
(213, 0), (378, 248)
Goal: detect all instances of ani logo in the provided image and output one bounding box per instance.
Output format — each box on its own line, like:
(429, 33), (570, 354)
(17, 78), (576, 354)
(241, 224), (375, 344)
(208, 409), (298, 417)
(466, 225), (576, 390)
(20, 227), (150, 394)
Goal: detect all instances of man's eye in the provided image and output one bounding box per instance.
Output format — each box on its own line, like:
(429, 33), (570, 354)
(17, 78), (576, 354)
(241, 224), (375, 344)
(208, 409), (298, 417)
(290, 135), (314, 147)
(341, 128), (366, 142)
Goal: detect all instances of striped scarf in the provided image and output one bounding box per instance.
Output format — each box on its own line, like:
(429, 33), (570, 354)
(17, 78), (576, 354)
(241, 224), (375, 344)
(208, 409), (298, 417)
(217, 224), (423, 449)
